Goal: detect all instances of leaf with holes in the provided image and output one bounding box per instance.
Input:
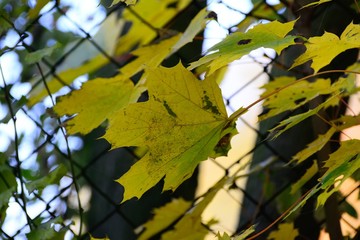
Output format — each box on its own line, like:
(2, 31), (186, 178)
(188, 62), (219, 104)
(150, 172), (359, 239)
(188, 20), (299, 75)
(291, 22), (360, 73)
(103, 64), (237, 201)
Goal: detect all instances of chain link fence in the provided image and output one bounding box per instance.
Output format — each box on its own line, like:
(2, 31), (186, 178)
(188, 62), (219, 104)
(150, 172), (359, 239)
(0, 0), (359, 239)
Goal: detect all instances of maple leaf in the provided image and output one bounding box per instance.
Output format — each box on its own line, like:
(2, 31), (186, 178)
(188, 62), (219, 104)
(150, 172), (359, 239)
(268, 222), (299, 240)
(189, 20), (299, 75)
(103, 64), (236, 201)
(291, 22), (360, 73)
(139, 198), (192, 240)
(161, 178), (227, 240)
(260, 77), (333, 121)
(53, 75), (140, 135)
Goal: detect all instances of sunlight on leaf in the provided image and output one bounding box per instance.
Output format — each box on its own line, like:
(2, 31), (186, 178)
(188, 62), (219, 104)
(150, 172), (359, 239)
(292, 22), (360, 73)
(103, 64), (236, 201)
(139, 198), (191, 240)
(268, 222), (299, 240)
(189, 20), (298, 75)
(53, 75), (139, 135)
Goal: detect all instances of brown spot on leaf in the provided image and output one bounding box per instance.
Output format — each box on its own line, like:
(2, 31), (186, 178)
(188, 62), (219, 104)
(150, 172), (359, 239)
(237, 39), (252, 45)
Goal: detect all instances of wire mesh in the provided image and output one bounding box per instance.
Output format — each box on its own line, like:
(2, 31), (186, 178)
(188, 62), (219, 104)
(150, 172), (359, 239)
(0, 0), (359, 239)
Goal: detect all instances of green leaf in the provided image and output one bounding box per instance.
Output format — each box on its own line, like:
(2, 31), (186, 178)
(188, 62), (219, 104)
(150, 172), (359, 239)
(28, 13), (124, 106)
(268, 222), (299, 240)
(26, 217), (66, 240)
(0, 154), (17, 224)
(291, 161), (318, 194)
(24, 43), (61, 64)
(0, 96), (27, 123)
(139, 198), (192, 240)
(217, 225), (255, 240)
(115, 0), (191, 55)
(292, 114), (360, 164)
(292, 22), (360, 73)
(53, 75), (139, 135)
(251, 1), (285, 21)
(161, 178), (227, 240)
(317, 140), (360, 207)
(189, 20), (298, 75)
(299, 0), (332, 10)
(171, 8), (213, 52)
(26, 164), (67, 193)
(89, 235), (110, 240)
(103, 64), (235, 201)
(268, 94), (339, 139)
(292, 128), (336, 164)
(260, 77), (333, 120)
(339, 199), (358, 219)
(120, 34), (181, 78)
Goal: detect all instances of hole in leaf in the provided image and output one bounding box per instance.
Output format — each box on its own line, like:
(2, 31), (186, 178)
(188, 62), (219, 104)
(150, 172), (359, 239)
(237, 39), (251, 45)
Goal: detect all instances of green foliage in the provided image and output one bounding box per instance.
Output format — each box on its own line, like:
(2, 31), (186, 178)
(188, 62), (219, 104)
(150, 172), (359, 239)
(292, 22), (360, 72)
(268, 222), (299, 240)
(189, 20), (299, 75)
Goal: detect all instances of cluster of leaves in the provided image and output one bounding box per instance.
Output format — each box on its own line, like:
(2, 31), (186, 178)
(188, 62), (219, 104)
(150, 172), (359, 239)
(1, 0), (360, 239)
(51, 1), (360, 239)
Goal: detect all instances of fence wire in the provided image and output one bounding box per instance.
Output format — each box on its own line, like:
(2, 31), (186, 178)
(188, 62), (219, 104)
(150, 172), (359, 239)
(0, 0), (359, 239)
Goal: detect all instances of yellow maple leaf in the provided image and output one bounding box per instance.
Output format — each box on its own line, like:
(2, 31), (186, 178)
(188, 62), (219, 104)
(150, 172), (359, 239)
(291, 22), (360, 73)
(103, 64), (236, 201)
